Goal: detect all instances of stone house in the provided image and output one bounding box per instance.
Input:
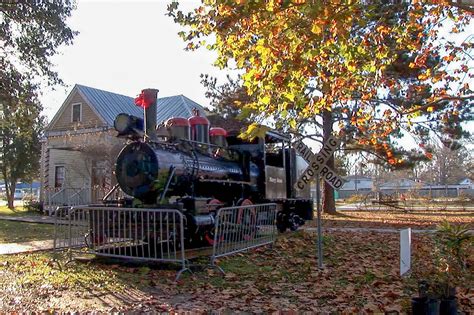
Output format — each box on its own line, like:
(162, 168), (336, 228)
(41, 84), (209, 207)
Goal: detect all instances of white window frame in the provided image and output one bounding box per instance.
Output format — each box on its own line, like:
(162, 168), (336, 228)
(71, 103), (82, 123)
(54, 165), (66, 188)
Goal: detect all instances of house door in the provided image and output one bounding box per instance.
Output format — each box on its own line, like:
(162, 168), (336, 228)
(91, 161), (110, 203)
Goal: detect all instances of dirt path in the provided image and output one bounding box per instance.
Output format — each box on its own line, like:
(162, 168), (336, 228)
(0, 239), (54, 255)
(0, 215), (56, 224)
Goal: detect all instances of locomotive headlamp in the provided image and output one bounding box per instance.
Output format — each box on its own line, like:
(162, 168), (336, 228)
(114, 113), (144, 136)
(114, 113), (131, 133)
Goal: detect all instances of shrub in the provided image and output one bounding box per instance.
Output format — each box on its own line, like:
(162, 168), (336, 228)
(431, 220), (473, 298)
(24, 200), (44, 213)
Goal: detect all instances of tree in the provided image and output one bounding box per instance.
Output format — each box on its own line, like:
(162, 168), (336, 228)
(201, 74), (253, 121)
(417, 138), (473, 184)
(0, 70), (45, 208)
(1, 1), (77, 85)
(169, 0), (473, 213)
(1, 1), (77, 209)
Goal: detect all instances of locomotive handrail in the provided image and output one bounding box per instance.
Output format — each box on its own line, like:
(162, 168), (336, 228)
(198, 178), (252, 185)
(102, 183), (120, 202)
(159, 166), (176, 203)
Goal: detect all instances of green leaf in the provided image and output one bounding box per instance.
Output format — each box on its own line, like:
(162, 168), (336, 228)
(289, 118), (296, 129)
(261, 95), (271, 105)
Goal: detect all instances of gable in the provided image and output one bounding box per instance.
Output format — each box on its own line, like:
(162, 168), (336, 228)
(76, 85), (210, 126)
(77, 85), (142, 126)
(156, 95), (210, 124)
(48, 84), (211, 133)
(47, 89), (106, 131)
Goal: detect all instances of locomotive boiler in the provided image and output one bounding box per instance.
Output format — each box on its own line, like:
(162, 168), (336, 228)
(111, 89), (313, 245)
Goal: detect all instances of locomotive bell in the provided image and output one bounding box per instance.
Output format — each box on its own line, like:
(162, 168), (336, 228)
(114, 113), (144, 136)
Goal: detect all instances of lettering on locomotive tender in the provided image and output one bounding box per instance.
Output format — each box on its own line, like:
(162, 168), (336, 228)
(269, 177), (283, 184)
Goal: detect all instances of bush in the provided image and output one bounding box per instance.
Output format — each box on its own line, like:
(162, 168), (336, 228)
(24, 200), (44, 213)
(430, 220), (473, 298)
(345, 194), (367, 203)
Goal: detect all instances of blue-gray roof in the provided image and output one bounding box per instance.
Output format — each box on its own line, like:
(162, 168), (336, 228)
(76, 84), (209, 126)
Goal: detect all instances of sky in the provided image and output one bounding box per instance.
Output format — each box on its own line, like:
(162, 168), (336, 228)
(40, 0), (472, 150)
(40, 0), (225, 122)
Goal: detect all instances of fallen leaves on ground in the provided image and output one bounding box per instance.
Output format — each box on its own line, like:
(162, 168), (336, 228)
(0, 228), (472, 313)
(311, 210), (474, 230)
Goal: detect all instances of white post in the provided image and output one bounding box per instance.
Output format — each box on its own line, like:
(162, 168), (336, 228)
(400, 228), (411, 276)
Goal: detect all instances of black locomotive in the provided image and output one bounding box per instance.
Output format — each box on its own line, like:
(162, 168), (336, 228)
(110, 89), (313, 245)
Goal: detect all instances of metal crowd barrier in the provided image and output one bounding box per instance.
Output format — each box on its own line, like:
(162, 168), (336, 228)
(210, 203), (278, 273)
(53, 206), (191, 280)
(54, 206), (89, 250)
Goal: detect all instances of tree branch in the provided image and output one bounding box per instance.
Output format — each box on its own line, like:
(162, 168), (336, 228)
(447, 1), (474, 13)
(403, 95), (474, 115)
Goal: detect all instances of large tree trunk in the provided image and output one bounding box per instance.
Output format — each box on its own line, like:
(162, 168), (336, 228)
(5, 179), (16, 210)
(322, 110), (337, 214)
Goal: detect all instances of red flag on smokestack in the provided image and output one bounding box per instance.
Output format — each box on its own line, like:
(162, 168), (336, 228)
(134, 90), (154, 109)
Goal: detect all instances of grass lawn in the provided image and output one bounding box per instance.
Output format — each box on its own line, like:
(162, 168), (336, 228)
(0, 230), (472, 312)
(0, 220), (55, 243)
(0, 205), (41, 217)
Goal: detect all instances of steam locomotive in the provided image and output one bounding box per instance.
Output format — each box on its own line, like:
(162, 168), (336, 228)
(110, 89), (313, 245)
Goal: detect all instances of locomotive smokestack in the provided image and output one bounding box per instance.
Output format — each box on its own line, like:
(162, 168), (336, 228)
(141, 88), (159, 140)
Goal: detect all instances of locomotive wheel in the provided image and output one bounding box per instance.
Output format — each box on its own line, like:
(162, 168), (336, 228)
(204, 229), (223, 246)
(204, 199), (224, 246)
(276, 212), (287, 233)
(236, 199), (255, 224)
(207, 198), (223, 212)
(237, 199), (257, 240)
(276, 212), (304, 233)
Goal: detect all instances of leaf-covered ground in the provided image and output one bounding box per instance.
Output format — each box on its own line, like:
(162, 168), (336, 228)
(316, 210), (474, 230)
(0, 230), (472, 313)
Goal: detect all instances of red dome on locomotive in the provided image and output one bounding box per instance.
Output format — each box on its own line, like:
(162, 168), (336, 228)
(209, 127), (227, 147)
(209, 127), (227, 137)
(188, 109), (209, 143)
(188, 115), (209, 126)
(165, 117), (190, 140)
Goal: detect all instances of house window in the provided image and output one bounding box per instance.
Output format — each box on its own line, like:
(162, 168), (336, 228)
(55, 166), (65, 188)
(71, 103), (82, 122)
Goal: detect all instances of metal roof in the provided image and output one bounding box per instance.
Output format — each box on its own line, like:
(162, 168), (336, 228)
(344, 175), (372, 181)
(379, 178), (417, 188)
(76, 84), (209, 126)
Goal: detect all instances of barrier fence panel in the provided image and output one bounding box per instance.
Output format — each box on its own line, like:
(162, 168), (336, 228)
(211, 203), (278, 272)
(53, 206), (190, 280)
(54, 206), (89, 251)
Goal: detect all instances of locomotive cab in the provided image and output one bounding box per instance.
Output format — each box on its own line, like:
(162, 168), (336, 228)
(263, 132), (313, 230)
(225, 130), (313, 230)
